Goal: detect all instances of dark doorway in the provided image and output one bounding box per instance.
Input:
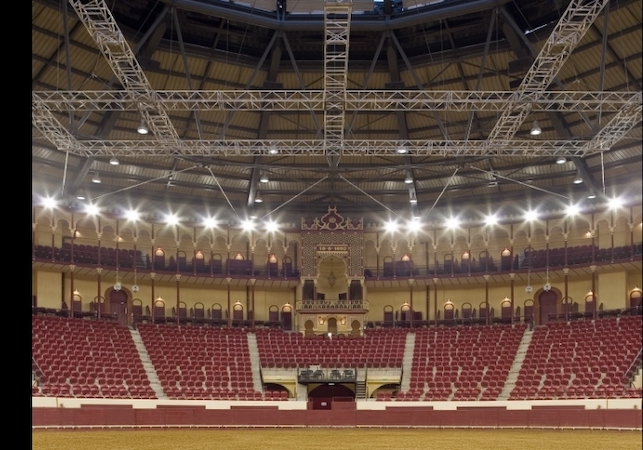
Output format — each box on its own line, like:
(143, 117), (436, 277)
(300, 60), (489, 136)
(539, 290), (558, 325)
(110, 289), (128, 326)
(327, 317), (338, 335)
(308, 383), (355, 410)
(282, 306), (292, 331)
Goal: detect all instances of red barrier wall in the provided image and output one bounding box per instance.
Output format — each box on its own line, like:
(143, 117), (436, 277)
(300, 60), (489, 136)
(32, 406), (642, 429)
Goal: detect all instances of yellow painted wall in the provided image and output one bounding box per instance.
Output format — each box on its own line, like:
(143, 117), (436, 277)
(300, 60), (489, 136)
(35, 270), (63, 309)
(597, 272), (628, 310)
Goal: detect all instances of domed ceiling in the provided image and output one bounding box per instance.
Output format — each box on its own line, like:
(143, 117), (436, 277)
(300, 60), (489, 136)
(32, 0), (642, 225)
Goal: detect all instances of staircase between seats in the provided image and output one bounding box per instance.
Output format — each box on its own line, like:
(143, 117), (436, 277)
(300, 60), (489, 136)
(497, 328), (533, 400)
(129, 327), (167, 399)
(246, 333), (264, 393)
(399, 332), (415, 393)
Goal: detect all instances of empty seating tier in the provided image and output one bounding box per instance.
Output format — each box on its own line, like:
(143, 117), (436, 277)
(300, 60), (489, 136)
(510, 316), (642, 400)
(401, 324), (526, 402)
(255, 328), (408, 369)
(137, 324), (261, 400)
(31, 316), (155, 399)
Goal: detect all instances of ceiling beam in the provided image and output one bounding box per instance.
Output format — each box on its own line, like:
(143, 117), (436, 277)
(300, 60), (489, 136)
(488, 0), (610, 142)
(68, 0), (180, 145)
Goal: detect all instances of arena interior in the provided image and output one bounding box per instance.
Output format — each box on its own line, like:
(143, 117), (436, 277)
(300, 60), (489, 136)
(32, 0), (642, 430)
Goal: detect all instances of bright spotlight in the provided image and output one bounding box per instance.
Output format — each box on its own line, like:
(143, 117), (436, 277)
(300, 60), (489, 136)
(408, 219), (422, 232)
(203, 217), (217, 228)
(242, 219), (256, 231)
(384, 220), (398, 233)
(524, 210), (539, 222)
(608, 197), (623, 210)
(485, 214), (498, 226)
(41, 197), (57, 209)
(445, 217), (460, 230)
(84, 203), (100, 216)
(164, 213), (179, 225)
(265, 220), (279, 233)
(125, 209), (140, 222)
(565, 204), (580, 216)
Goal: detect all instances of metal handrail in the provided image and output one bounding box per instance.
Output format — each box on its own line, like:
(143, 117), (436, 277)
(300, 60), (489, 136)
(624, 347), (643, 386)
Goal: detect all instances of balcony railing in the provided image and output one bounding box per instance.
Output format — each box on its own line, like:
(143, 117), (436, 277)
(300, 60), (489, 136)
(296, 299), (368, 310)
(298, 367), (356, 384)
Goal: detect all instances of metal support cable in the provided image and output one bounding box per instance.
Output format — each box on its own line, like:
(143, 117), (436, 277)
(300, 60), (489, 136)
(340, 175), (404, 219)
(92, 165), (198, 201)
(261, 176), (328, 219)
(206, 166), (240, 220)
(422, 168), (459, 220)
(469, 166), (570, 200)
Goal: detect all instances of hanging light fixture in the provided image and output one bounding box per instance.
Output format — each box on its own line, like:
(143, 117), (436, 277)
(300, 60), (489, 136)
(109, 157), (119, 166)
(137, 119), (149, 135)
(260, 174), (269, 183)
(587, 192), (597, 199)
(573, 173), (584, 184)
(255, 193), (263, 203)
(556, 156), (567, 165)
(91, 172), (101, 184)
(404, 174), (413, 184)
(530, 120), (542, 136)
(76, 190), (86, 200)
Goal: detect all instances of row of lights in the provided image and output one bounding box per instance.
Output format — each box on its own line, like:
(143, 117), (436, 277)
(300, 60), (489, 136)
(39, 196), (627, 232)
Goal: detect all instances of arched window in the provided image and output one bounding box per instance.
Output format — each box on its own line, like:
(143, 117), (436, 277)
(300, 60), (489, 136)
(443, 252), (454, 275)
(211, 303), (223, 324)
(132, 298), (144, 323)
(153, 298), (166, 323)
(268, 305), (279, 324)
(382, 256), (394, 277)
(154, 247), (165, 271)
(478, 301), (489, 322)
(211, 253), (223, 274)
(500, 298), (512, 323)
(444, 301), (455, 321)
(193, 302), (205, 323)
(630, 289), (642, 311)
(193, 250), (206, 274)
(478, 250), (490, 272)
(281, 304), (293, 331)
(282, 256), (294, 277)
(461, 302), (472, 323)
(400, 303), (412, 324)
(232, 302), (244, 324)
(268, 254), (279, 277)
(174, 301), (187, 322)
(383, 305), (394, 327)
(500, 248), (512, 271)
(461, 251), (471, 273)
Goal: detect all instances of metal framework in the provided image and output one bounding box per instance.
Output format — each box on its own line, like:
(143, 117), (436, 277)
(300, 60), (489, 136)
(32, 90), (641, 112)
(582, 100), (643, 152)
(31, 0), (640, 161)
(323, 1), (352, 156)
(32, 103), (79, 151)
(487, 0), (610, 142)
(68, 0), (180, 145)
(54, 138), (593, 157)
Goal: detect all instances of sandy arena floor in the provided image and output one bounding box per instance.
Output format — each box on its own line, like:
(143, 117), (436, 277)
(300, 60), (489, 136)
(31, 428), (643, 450)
